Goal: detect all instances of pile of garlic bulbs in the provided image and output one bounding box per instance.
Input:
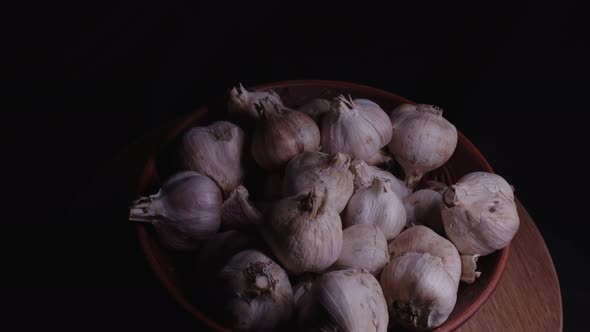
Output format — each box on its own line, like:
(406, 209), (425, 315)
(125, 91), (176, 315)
(129, 84), (520, 331)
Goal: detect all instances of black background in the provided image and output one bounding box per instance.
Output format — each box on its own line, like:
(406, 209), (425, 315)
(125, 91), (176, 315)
(3, 0), (588, 331)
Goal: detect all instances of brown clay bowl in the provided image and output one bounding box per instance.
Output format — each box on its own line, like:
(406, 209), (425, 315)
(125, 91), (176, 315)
(135, 80), (510, 331)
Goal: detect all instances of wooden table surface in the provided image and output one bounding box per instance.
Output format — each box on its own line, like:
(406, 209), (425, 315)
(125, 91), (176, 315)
(456, 200), (563, 331)
(120, 117), (563, 332)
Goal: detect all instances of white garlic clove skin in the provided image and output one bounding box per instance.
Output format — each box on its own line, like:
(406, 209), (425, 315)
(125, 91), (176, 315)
(251, 101), (321, 170)
(262, 188), (343, 274)
(332, 224), (390, 276)
(343, 178), (407, 241)
(129, 171), (222, 248)
(349, 160), (411, 198)
(180, 121), (245, 195)
(321, 95), (393, 162)
(388, 225), (461, 284)
(387, 103), (458, 188)
(442, 172), (519, 256)
(219, 249), (294, 331)
(460, 254), (481, 284)
(403, 189), (444, 234)
(220, 185), (263, 230)
(297, 98), (332, 123)
(282, 151), (354, 213)
(380, 252), (458, 330)
(227, 83), (283, 119)
(300, 268), (389, 332)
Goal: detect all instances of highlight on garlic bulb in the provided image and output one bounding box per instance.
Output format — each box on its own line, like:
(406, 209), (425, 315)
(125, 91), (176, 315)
(387, 103), (458, 187)
(441, 171), (519, 256)
(262, 188), (342, 274)
(343, 178), (407, 241)
(299, 268), (389, 332)
(403, 189), (444, 233)
(220, 185), (263, 230)
(218, 249), (294, 331)
(321, 95), (393, 161)
(381, 225), (461, 330)
(282, 151), (354, 213)
(461, 254), (481, 284)
(350, 160), (411, 198)
(251, 100), (320, 170)
(227, 83), (283, 118)
(332, 224), (389, 276)
(129, 171), (222, 250)
(179, 121), (245, 195)
(297, 98), (331, 122)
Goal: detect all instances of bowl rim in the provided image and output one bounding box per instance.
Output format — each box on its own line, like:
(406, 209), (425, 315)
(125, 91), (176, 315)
(135, 79), (511, 332)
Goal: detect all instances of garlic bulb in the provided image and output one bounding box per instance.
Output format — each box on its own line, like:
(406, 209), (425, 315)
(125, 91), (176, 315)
(129, 171), (221, 249)
(251, 101), (320, 170)
(220, 185), (263, 230)
(343, 178), (406, 240)
(219, 249), (294, 331)
(333, 224), (389, 276)
(381, 225), (461, 330)
(388, 103), (458, 187)
(441, 172), (519, 255)
(350, 160), (410, 198)
(227, 83), (283, 118)
(262, 188), (342, 274)
(387, 225), (461, 284)
(297, 98), (331, 122)
(321, 95), (393, 161)
(461, 254), (481, 284)
(300, 268), (389, 332)
(282, 151), (354, 213)
(180, 121), (245, 195)
(403, 189), (444, 233)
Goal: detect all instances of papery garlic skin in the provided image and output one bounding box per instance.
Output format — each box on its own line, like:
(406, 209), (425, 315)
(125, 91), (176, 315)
(442, 172), (519, 256)
(343, 178), (406, 241)
(219, 250), (294, 331)
(129, 171), (222, 249)
(388, 104), (458, 187)
(388, 225), (461, 284)
(460, 254), (481, 284)
(381, 226), (461, 330)
(333, 224), (389, 276)
(321, 96), (393, 161)
(180, 121), (245, 195)
(282, 151), (354, 213)
(380, 252), (458, 330)
(263, 189), (342, 274)
(403, 189), (444, 233)
(220, 185), (263, 230)
(251, 102), (320, 170)
(227, 83), (283, 118)
(349, 160), (410, 198)
(302, 268), (389, 332)
(298, 98), (331, 122)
